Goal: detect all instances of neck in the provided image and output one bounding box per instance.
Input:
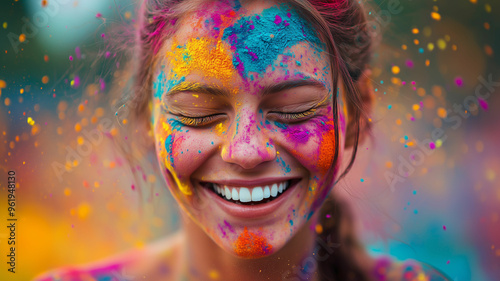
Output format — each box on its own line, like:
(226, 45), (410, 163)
(180, 212), (321, 281)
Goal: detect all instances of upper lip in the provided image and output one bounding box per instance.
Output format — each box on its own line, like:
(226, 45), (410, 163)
(199, 177), (300, 187)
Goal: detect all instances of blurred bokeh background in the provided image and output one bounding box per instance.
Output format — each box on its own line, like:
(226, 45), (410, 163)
(0, 0), (499, 280)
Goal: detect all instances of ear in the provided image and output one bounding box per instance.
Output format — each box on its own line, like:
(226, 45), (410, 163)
(344, 68), (374, 149)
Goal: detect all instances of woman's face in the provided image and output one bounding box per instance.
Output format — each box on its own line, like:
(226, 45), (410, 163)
(151, 0), (347, 258)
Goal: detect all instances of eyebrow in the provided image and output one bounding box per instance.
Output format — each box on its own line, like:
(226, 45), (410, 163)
(166, 82), (230, 98)
(165, 78), (326, 98)
(261, 79), (326, 96)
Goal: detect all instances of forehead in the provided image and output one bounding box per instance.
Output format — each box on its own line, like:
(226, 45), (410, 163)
(157, 1), (331, 94)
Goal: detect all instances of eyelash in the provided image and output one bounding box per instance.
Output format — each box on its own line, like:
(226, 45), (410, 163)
(173, 108), (318, 127)
(178, 115), (220, 126)
(272, 108), (317, 121)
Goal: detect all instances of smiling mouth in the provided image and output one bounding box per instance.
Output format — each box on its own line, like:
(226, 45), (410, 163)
(200, 179), (299, 206)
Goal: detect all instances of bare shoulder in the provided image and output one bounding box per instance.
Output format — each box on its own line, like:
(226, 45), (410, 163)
(33, 231), (185, 281)
(372, 256), (452, 281)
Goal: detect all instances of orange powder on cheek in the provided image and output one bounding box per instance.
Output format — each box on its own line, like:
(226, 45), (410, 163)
(234, 227), (273, 257)
(317, 120), (336, 173)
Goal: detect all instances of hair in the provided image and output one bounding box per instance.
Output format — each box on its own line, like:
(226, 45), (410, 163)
(114, 0), (376, 280)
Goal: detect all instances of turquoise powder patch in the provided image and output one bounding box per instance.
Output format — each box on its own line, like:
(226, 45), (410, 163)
(222, 5), (324, 79)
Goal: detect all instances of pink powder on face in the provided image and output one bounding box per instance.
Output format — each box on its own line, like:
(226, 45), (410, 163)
(285, 126), (312, 144)
(274, 15), (282, 25)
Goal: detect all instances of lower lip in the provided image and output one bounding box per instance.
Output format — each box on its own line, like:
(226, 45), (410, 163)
(201, 181), (299, 220)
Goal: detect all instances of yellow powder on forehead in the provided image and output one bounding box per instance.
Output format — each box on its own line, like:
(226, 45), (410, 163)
(167, 36), (235, 87)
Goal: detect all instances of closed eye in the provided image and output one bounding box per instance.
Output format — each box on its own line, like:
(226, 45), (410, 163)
(268, 107), (317, 122)
(174, 114), (225, 127)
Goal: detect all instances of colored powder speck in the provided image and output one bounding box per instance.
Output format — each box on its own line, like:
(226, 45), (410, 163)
(429, 142), (436, 150)
(224, 220), (235, 233)
(218, 224), (227, 238)
(277, 156), (291, 173)
(478, 98), (488, 111)
(296, 60), (301, 66)
(274, 15), (282, 25)
(360, 178), (364, 182)
(273, 121), (287, 130)
(406, 59), (414, 68)
(214, 123), (226, 136)
(168, 118), (185, 132)
(289, 220), (293, 226)
(165, 135), (175, 166)
(306, 211), (313, 221)
(234, 227), (272, 257)
(99, 78), (105, 91)
(221, 5), (324, 79)
(455, 77), (464, 87)
(72, 76), (80, 88)
(443, 225), (447, 230)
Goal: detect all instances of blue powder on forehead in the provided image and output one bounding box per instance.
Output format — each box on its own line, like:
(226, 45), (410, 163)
(153, 70), (185, 100)
(222, 5), (325, 79)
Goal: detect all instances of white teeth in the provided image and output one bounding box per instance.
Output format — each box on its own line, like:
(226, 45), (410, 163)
(210, 181), (291, 203)
(232, 188), (239, 200)
(251, 187), (264, 202)
(271, 183), (278, 197)
(239, 188), (251, 203)
(263, 186), (270, 199)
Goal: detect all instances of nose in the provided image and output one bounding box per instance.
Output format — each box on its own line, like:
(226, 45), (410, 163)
(221, 113), (277, 170)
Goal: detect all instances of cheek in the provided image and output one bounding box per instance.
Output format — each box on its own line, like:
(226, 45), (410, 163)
(153, 114), (216, 196)
(275, 114), (337, 176)
(271, 111), (339, 211)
